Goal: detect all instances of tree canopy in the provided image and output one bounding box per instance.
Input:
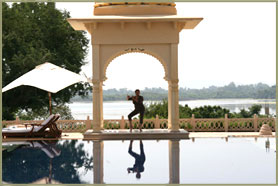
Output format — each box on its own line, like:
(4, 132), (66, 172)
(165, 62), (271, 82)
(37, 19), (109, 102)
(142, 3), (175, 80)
(2, 2), (90, 120)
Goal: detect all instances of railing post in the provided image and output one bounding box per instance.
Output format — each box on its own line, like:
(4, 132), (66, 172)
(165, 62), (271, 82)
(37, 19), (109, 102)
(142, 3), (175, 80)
(155, 115), (160, 129)
(85, 116), (91, 130)
(120, 116), (125, 129)
(16, 116), (20, 125)
(224, 114), (228, 132)
(254, 114), (258, 132)
(191, 114), (195, 132)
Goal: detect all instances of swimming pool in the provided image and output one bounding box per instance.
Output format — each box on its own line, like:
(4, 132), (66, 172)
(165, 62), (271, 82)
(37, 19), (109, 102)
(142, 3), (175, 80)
(2, 137), (276, 184)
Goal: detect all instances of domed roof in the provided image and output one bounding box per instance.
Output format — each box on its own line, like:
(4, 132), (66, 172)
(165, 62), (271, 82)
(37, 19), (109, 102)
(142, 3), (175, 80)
(94, 2), (177, 15)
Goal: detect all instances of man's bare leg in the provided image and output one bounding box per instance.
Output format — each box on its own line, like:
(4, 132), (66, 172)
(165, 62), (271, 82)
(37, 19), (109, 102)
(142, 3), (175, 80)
(129, 140), (133, 147)
(139, 123), (142, 132)
(129, 120), (133, 132)
(127, 140), (134, 173)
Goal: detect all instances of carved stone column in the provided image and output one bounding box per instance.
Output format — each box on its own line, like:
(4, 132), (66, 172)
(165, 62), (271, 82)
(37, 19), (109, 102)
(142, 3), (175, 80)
(92, 44), (103, 132)
(169, 140), (180, 184)
(92, 80), (103, 132)
(168, 43), (179, 131)
(93, 140), (104, 184)
(168, 79), (179, 131)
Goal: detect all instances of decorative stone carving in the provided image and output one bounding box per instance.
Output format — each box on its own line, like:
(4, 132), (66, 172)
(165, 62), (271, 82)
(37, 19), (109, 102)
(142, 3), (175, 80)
(259, 123), (273, 135)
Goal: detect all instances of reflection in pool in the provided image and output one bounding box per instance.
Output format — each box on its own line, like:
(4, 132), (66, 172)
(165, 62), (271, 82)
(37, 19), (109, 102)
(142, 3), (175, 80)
(127, 140), (146, 179)
(2, 140), (93, 184)
(2, 138), (276, 184)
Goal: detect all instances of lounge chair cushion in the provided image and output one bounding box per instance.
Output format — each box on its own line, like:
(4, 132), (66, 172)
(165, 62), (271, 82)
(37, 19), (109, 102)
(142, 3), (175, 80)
(2, 114), (55, 133)
(2, 127), (33, 133)
(33, 114), (55, 132)
(2, 114), (61, 138)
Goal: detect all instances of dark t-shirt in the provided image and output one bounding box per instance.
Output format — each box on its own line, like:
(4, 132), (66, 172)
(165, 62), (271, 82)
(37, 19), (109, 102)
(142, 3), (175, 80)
(132, 156), (145, 172)
(129, 96), (145, 111)
(128, 143), (146, 173)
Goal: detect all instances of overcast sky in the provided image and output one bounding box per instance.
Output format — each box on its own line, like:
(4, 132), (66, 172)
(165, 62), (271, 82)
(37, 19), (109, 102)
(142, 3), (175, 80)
(56, 2), (276, 90)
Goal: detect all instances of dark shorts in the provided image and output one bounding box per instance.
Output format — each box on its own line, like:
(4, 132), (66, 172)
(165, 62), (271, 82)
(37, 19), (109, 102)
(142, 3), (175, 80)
(128, 109), (145, 124)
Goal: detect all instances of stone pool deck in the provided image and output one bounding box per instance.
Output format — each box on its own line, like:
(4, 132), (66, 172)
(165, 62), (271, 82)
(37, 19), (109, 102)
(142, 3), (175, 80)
(83, 129), (190, 140)
(2, 130), (276, 142)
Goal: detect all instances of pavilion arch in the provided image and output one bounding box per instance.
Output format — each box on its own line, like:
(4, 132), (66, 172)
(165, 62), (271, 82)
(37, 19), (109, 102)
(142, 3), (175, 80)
(91, 43), (179, 131)
(102, 47), (170, 82)
(67, 3), (203, 133)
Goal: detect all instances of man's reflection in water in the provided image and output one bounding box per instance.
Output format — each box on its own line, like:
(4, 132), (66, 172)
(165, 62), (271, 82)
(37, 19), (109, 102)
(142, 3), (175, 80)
(127, 140), (145, 179)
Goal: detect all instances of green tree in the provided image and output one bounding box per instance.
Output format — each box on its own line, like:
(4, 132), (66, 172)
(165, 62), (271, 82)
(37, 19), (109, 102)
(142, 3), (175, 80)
(2, 2), (90, 120)
(238, 109), (252, 118)
(145, 101), (231, 119)
(179, 104), (192, 118)
(248, 104), (262, 115)
(144, 100), (168, 118)
(191, 105), (230, 118)
(231, 104), (262, 118)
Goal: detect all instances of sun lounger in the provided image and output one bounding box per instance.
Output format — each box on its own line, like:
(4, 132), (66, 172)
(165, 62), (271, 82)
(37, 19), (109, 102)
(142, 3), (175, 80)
(49, 114), (62, 137)
(2, 140), (61, 158)
(31, 141), (61, 158)
(2, 114), (62, 138)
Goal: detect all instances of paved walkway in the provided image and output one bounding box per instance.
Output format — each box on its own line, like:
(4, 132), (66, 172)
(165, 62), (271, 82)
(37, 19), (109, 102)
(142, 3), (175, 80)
(63, 131), (276, 139)
(2, 131), (275, 142)
(189, 132), (276, 138)
(83, 129), (190, 140)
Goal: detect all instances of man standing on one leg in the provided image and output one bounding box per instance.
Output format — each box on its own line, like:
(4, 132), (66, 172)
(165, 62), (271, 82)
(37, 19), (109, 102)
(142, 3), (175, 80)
(127, 89), (145, 132)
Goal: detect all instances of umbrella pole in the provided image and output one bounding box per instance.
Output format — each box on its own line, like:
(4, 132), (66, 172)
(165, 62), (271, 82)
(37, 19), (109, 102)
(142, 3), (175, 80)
(48, 92), (52, 115)
(48, 158), (52, 184)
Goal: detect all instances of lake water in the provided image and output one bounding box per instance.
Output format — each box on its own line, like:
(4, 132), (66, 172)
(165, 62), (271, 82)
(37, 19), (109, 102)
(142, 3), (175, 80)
(2, 137), (276, 184)
(68, 99), (276, 120)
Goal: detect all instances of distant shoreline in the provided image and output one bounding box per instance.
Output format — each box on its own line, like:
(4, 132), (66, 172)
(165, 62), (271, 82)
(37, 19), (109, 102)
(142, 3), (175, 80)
(71, 83), (276, 102)
(68, 98), (276, 119)
(70, 98), (276, 104)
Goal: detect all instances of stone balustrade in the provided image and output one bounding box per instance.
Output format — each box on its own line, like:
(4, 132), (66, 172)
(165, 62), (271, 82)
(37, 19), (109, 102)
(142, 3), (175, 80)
(2, 114), (275, 132)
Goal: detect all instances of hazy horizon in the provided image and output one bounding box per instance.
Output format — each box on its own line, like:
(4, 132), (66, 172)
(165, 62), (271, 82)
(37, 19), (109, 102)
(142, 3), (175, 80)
(101, 82), (275, 91)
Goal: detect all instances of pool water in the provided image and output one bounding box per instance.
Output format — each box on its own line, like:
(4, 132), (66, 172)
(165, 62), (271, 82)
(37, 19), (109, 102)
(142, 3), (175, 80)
(2, 137), (276, 184)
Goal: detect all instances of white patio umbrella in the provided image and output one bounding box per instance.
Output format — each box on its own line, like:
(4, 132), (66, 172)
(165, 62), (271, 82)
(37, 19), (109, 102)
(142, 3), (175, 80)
(2, 62), (89, 114)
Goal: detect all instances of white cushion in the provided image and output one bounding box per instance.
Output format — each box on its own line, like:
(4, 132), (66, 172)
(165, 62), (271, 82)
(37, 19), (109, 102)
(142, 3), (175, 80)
(2, 127), (32, 133)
